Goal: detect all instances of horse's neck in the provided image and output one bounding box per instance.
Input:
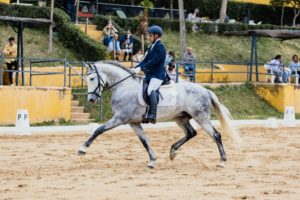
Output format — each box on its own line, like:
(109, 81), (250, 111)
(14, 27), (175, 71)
(100, 64), (139, 91)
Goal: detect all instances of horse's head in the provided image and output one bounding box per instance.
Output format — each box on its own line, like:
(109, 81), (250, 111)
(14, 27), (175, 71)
(86, 64), (106, 103)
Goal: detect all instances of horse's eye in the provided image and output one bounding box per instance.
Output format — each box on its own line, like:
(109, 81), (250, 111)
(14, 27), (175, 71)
(90, 78), (95, 81)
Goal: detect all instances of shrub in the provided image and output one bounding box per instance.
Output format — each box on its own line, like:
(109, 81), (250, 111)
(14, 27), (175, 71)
(0, 3), (107, 61)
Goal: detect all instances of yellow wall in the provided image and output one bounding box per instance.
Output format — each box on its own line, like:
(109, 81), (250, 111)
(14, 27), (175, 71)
(232, 0), (270, 5)
(254, 84), (300, 113)
(1, 66), (88, 87)
(0, 0), (10, 4)
(0, 86), (71, 125)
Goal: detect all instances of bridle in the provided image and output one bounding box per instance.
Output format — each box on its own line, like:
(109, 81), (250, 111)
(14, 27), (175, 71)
(87, 64), (135, 98)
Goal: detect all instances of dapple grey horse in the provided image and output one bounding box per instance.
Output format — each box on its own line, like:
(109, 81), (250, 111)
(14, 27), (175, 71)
(78, 61), (241, 168)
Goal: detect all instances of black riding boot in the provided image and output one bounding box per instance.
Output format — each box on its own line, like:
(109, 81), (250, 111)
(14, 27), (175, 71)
(147, 90), (158, 124)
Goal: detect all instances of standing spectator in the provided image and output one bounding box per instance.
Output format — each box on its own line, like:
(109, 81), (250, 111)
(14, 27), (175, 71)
(133, 50), (144, 62)
(108, 33), (121, 60)
(289, 54), (300, 84)
(3, 37), (17, 85)
(268, 55), (286, 83)
(183, 47), (196, 82)
(102, 20), (118, 46)
(66, 0), (77, 22)
(121, 31), (133, 61)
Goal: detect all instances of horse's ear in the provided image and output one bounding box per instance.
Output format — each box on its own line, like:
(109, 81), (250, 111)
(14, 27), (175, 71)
(86, 63), (93, 73)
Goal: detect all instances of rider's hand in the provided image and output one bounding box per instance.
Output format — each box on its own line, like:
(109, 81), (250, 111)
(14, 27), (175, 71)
(131, 67), (141, 74)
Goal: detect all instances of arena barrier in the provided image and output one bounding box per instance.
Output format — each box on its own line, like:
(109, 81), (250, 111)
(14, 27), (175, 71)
(0, 86), (71, 125)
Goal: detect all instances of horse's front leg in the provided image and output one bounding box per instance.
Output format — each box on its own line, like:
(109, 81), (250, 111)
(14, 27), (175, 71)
(129, 123), (157, 168)
(78, 116), (124, 155)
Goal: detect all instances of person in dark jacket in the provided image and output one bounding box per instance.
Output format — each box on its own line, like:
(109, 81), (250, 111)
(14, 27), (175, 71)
(132, 25), (167, 124)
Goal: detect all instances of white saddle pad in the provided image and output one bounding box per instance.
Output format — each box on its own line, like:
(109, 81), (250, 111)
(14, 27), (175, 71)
(138, 80), (177, 107)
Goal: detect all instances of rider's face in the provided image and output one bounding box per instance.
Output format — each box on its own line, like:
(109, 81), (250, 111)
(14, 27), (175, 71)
(148, 34), (155, 43)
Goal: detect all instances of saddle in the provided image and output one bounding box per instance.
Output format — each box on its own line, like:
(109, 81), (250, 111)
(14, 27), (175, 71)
(138, 79), (177, 107)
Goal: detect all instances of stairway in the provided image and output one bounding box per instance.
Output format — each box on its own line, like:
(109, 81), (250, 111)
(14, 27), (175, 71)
(71, 100), (93, 124)
(77, 24), (103, 42)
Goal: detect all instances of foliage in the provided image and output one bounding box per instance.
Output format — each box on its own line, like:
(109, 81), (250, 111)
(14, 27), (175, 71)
(0, 3), (107, 61)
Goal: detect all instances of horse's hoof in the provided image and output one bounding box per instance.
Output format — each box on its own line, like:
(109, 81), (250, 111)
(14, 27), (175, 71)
(77, 150), (86, 155)
(170, 149), (177, 161)
(217, 161), (225, 168)
(147, 160), (155, 169)
(77, 145), (87, 155)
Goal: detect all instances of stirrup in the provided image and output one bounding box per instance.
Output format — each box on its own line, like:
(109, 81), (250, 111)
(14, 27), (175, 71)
(141, 114), (149, 123)
(147, 114), (156, 124)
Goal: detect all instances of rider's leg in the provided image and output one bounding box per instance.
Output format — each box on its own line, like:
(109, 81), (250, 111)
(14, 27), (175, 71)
(146, 78), (163, 124)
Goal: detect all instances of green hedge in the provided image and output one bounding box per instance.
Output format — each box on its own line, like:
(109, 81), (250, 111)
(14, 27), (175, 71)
(0, 3), (107, 61)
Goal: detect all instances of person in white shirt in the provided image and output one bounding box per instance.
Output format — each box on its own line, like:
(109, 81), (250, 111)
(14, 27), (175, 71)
(268, 55), (285, 83)
(108, 34), (121, 60)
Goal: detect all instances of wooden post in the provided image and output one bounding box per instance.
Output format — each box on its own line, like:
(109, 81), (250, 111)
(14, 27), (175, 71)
(75, 0), (79, 24)
(48, 0), (54, 54)
(178, 0), (186, 60)
(85, 17), (88, 33)
(141, 34), (144, 55)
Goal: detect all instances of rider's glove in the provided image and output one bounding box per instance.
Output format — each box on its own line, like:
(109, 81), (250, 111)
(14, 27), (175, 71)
(132, 67), (141, 74)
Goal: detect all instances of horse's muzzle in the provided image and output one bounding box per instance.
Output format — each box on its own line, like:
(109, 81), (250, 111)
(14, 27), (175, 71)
(89, 98), (96, 104)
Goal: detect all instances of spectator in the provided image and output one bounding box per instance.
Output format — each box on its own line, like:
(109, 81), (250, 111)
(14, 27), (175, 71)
(102, 20), (117, 46)
(108, 33), (121, 60)
(186, 8), (200, 31)
(2, 37), (17, 85)
(166, 62), (177, 82)
(133, 50), (144, 62)
(165, 50), (175, 67)
(268, 55), (287, 83)
(183, 47), (196, 82)
(121, 31), (133, 61)
(186, 8), (199, 22)
(66, 0), (77, 22)
(289, 54), (300, 83)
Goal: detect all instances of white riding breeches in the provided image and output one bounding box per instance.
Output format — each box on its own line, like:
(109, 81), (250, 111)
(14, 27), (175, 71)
(147, 78), (163, 95)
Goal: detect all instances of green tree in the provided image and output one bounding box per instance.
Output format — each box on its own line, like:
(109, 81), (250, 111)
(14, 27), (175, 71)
(272, 0), (300, 26)
(138, 0), (154, 52)
(271, 0), (289, 27)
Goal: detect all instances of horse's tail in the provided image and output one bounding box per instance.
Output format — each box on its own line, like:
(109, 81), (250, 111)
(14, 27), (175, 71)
(208, 90), (242, 145)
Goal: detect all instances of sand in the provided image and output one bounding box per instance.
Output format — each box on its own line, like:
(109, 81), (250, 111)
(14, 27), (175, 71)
(0, 126), (300, 200)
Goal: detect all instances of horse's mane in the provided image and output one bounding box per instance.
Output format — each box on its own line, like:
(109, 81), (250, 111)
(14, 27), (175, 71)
(99, 60), (140, 78)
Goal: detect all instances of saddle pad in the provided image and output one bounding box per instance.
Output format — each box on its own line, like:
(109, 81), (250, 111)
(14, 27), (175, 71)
(138, 80), (177, 107)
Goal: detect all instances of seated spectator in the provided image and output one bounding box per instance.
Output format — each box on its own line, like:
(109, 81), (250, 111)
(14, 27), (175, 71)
(121, 31), (133, 61)
(186, 8), (200, 31)
(165, 50), (175, 67)
(108, 34), (121, 60)
(290, 54), (300, 75)
(166, 62), (177, 82)
(3, 37), (17, 85)
(102, 20), (117, 46)
(186, 8), (199, 22)
(267, 55), (289, 83)
(133, 50), (144, 62)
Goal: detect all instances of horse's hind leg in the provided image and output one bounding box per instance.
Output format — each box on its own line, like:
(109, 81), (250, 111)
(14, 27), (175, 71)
(194, 114), (227, 167)
(170, 115), (197, 161)
(129, 123), (156, 168)
(78, 116), (123, 155)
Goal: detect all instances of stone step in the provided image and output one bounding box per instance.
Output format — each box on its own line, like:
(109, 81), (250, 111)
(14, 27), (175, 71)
(71, 112), (90, 120)
(71, 119), (94, 124)
(71, 106), (85, 113)
(71, 100), (79, 106)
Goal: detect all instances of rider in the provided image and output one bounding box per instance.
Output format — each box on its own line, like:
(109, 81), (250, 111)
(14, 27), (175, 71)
(132, 25), (167, 124)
